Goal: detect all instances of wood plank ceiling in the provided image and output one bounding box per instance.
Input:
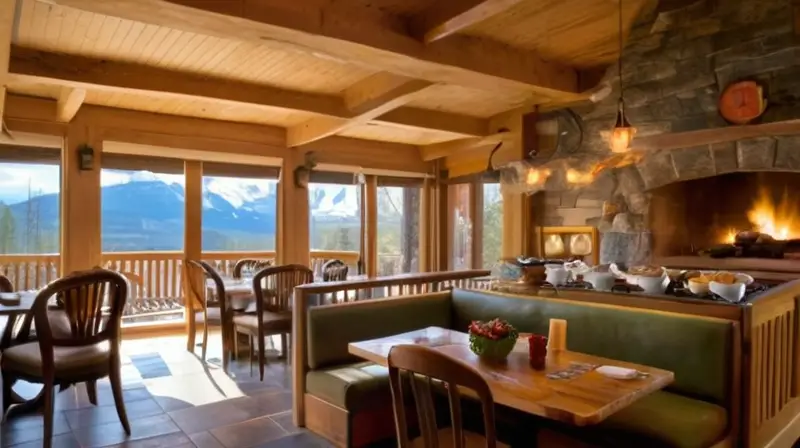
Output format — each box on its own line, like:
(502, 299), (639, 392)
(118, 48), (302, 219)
(5, 0), (647, 148)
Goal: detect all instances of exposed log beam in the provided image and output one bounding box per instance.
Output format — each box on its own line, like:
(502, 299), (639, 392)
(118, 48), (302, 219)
(0, 0), (16, 125)
(288, 72), (432, 147)
(416, 0), (526, 43)
(5, 94), (431, 173)
(44, 0), (580, 99)
(55, 87), (86, 122)
(419, 131), (511, 161)
(9, 46), (488, 137)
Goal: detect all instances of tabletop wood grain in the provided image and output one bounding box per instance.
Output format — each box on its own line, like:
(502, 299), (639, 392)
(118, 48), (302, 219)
(348, 327), (674, 426)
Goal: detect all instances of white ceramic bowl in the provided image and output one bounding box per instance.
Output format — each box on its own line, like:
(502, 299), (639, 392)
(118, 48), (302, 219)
(638, 273), (669, 295)
(687, 278), (710, 296)
(710, 281), (746, 303)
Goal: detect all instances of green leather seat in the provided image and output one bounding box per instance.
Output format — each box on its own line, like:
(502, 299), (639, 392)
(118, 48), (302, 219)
(305, 361), (392, 412)
(593, 391), (728, 448)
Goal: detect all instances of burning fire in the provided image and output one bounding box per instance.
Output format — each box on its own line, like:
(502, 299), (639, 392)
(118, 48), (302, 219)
(723, 187), (800, 243)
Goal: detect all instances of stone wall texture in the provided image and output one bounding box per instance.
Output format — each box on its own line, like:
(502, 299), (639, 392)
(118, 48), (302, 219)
(535, 0), (800, 264)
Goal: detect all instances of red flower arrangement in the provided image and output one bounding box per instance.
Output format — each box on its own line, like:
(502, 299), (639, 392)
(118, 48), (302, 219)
(468, 318), (518, 360)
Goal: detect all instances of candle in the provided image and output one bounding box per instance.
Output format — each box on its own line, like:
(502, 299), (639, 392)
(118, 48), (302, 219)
(548, 318), (567, 351)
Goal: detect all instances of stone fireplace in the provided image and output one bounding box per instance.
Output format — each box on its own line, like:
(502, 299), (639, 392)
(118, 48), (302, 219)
(530, 0), (800, 266)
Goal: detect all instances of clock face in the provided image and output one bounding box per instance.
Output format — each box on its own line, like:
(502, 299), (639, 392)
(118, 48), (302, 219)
(719, 81), (766, 125)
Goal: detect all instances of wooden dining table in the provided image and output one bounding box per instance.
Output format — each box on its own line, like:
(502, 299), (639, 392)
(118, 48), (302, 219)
(348, 326), (674, 426)
(208, 275), (371, 311)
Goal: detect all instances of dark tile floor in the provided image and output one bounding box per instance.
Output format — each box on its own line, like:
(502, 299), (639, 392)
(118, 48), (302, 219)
(0, 334), (333, 448)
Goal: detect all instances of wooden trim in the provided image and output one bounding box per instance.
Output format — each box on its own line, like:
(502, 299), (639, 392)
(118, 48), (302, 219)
(10, 47), (486, 138)
(417, 0), (526, 43)
(304, 394), (349, 448)
(47, 0), (579, 97)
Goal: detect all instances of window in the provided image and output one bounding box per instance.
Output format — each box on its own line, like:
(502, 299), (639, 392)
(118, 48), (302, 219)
(449, 184), (472, 270)
(309, 179), (362, 252)
(481, 183), (503, 268)
(0, 146), (61, 254)
(201, 165), (278, 251)
(101, 165), (185, 252)
(377, 183), (421, 275)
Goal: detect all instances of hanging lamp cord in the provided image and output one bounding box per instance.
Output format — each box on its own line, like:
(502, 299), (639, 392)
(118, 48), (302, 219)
(618, 0), (625, 117)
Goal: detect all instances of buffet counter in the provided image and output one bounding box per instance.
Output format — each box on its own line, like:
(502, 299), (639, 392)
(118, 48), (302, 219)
(492, 279), (800, 448)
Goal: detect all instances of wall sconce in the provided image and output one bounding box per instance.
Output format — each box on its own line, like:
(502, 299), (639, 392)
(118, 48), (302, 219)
(525, 167), (551, 187)
(78, 144), (94, 171)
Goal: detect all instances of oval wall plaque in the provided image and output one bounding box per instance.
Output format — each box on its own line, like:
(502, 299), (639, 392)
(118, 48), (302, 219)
(719, 80), (767, 125)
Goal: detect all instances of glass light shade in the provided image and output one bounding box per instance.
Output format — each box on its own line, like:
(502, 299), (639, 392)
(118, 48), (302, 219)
(525, 168), (550, 186)
(610, 125), (636, 153)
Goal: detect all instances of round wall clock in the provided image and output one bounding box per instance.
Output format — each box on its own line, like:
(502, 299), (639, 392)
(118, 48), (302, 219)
(719, 80), (767, 125)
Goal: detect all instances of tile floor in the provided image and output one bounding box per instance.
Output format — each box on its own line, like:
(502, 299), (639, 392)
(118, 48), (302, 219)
(0, 333), (333, 448)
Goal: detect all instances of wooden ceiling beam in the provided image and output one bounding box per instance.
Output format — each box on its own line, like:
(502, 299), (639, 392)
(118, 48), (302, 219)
(44, 0), (580, 99)
(416, 0), (526, 43)
(288, 72), (432, 147)
(0, 0), (16, 125)
(55, 87), (86, 122)
(8, 46), (487, 137)
(419, 131), (511, 161)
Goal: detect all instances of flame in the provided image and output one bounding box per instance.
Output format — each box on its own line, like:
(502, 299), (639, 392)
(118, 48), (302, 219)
(525, 168), (550, 186)
(724, 187), (800, 242)
(747, 187), (799, 240)
(566, 169), (594, 185)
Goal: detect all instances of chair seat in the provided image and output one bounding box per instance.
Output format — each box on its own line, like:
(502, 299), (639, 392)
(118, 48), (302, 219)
(233, 310), (291, 333)
(195, 307), (222, 323)
(411, 429), (509, 448)
(593, 391), (728, 448)
(1, 341), (111, 380)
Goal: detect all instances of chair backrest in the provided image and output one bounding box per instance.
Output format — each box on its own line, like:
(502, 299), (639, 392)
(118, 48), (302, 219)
(252, 264), (313, 313)
(388, 345), (497, 448)
(186, 260), (226, 312)
(233, 258), (273, 279)
(32, 268), (128, 351)
(321, 259), (348, 282)
(0, 274), (13, 293)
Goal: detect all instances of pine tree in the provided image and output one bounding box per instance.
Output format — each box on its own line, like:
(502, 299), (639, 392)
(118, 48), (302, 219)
(0, 205), (16, 254)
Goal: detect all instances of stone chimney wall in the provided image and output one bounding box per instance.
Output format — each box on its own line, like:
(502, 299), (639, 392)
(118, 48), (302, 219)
(535, 0), (800, 265)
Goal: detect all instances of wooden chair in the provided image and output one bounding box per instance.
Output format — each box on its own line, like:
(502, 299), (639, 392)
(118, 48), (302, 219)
(388, 345), (504, 448)
(0, 274), (13, 347)
(232, 258), (273, 279)
(185, 260), (224, 366)
(235, 264), (312, 381)
(1, 268), (130, 448)
(321, 259), (349, 282)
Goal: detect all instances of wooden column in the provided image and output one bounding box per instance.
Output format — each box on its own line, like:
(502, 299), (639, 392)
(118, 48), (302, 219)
(183, 160), (203, 351)
(471, 181), (484, 269)
(418, 178), (432, 272)
(365, 175), (378, 277)
(61, 119), (102, 274)
(277, 151), (310, 266)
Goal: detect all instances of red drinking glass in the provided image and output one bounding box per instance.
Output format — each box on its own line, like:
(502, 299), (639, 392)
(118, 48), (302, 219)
(528, 334), (548, 370)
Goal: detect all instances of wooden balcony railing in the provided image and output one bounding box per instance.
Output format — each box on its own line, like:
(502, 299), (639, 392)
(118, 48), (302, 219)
(102, 251), (185, 321)
(0, 254), (60, 291)
(310, 250), (360, 275)
(202, 251), (277, 277)
(291, 269), (491, 426)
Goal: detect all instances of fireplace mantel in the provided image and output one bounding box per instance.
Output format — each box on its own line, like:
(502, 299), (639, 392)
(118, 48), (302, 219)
(630, 119), (800, 152)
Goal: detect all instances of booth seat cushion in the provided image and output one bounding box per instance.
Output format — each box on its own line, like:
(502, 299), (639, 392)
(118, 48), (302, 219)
(307, 292), (452, 369)
(306, 362), (392, 412)
(449, 289), (734, 406)
(593, 391), (728, 448)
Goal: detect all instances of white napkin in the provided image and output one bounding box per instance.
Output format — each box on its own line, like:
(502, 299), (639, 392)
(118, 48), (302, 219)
(596, 365), (639, 379)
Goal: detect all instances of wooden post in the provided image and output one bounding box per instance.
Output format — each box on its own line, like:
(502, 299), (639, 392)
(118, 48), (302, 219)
(471, 181), (484, 269)
(419, 178), (432, 272)
(183, 161), (202, 351)
(61, 120), (102, 274)
(365, 175), (378, 277)
(277, 150), (310, 266)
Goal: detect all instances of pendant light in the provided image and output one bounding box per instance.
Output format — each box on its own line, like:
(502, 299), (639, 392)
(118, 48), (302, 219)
(610, 0), (635, 153)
